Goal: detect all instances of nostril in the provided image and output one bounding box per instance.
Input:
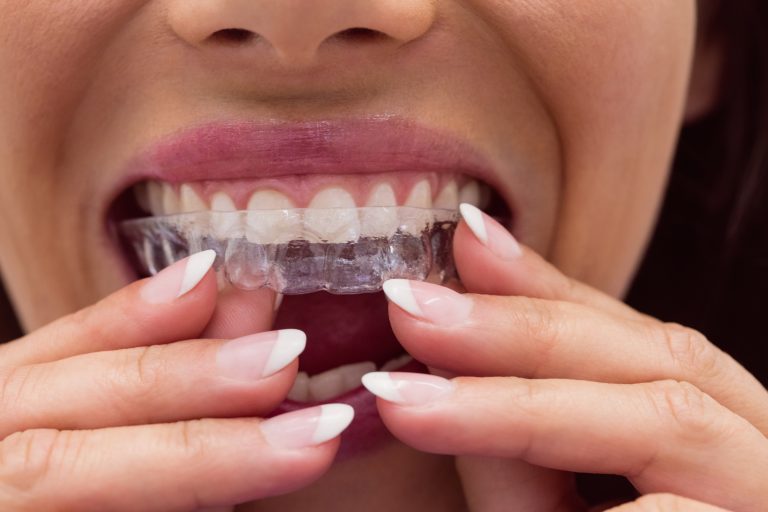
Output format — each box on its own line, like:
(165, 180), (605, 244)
(333, 27), (387, 43)
(208, 28), (257, 45)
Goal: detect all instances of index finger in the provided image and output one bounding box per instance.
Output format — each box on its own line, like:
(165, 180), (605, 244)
(454, 204), (646, 321)
(0, 251), (274, 367)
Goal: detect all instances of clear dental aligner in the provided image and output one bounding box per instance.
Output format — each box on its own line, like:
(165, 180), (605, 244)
(119, 207), (458, 294)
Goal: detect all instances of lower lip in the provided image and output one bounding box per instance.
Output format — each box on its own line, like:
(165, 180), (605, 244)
(270, 359), (427, 459)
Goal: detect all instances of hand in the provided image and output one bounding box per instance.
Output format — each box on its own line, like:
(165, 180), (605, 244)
(0, 251), (352, 512)
(365, 205), (768, 512)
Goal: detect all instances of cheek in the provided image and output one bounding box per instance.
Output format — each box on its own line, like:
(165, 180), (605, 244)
(479, 0), (696, 295)
(0, 1), (145, 329)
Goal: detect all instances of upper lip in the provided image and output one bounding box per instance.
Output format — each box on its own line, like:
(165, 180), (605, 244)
(121, 116), (500, 188)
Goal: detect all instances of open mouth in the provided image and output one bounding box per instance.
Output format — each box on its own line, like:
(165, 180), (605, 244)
(107, 119), (511, 451)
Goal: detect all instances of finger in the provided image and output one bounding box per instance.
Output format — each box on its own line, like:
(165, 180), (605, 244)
(456, 456), (584, 512)
(0, 330), (305, 437)
(454, 204), (643, 321)
(363, 373), (768, 512)
(606, 494), (731, 512)
(383, 280), (768, 432)
(0, 251), (219, 367)
(0, 405), (354, 511)
(202, 286), (277, 339)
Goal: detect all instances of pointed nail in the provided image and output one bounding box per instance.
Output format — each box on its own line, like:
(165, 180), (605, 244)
(260, 404), (355, 449)
(217, 329), (306, 380)
(460, 203), (522, 260)
(362, 372), (454, 406)
(140, 250), (216, 304)
(382, 279), (473, 326)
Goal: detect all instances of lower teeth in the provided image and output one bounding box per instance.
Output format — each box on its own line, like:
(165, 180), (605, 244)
(287, 355), (414, 403)
(120, 207), (458, 294)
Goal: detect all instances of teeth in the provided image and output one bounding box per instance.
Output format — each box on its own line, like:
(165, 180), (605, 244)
(286, 357), (415, 403)
(361, 183), (399, 237)
(134, 182), (151, 213)
(161, 184), (180, 214)
(210, 192), (236, 212)
(147, 181), (165, 216)
(287, 371), (310, 402)
(306, 361), (376, 402)
(179, 184), (207, 213)
(136, 177), (480, 237)
(404, 179), (433, 209)
(210, 192), (239, 237)
(366, 182), (398, 207)
(404, 179), (433, 235)
(380, 354), (414, 371)
(459, 181), (481, 207)
(246, 189), (300, 243)
(434, 181), (459, 210)
(304, 187), (361, 243)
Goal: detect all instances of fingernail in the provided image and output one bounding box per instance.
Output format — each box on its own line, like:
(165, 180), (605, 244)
(140, 250), (217, 304)
(382, 279), (473, 326)
(460, 203), (522, 260)
(216, 329), (306, 380)
(260, 404), (355, 449)
(362, 372), (454, 406)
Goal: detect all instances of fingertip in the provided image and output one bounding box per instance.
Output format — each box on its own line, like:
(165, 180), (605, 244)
(260, 404), (354, 450)
(140, 250), (217, 305)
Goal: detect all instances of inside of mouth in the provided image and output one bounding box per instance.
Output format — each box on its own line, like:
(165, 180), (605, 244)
(109, 177), (511, 402)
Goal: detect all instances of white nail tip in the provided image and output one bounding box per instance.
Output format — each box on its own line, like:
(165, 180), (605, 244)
(312, 404), (355, 444)
(262, 329), (306, 377)
(177, 250), (216, 298)
(361, 372), (404, 403)
(459, 203), (488, 244)
(382, 279), (423, 317)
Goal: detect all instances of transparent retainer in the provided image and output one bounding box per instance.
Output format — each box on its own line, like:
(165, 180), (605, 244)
(119, 207), (459, 295)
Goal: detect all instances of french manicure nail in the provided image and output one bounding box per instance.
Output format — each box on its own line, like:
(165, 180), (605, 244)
(382, 279), (473, 325)
(362, 372), (454, 406)
(217, 329), (306, 380)
(140, 250), (217, 304)
(460, 203), (522, 260)
(260, 404), (355, 449)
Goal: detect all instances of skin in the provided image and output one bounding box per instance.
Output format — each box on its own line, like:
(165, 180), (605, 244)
(1, 0), (764, 511)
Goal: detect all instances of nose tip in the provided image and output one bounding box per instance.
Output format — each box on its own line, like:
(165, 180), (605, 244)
(168, 0), (436, 66)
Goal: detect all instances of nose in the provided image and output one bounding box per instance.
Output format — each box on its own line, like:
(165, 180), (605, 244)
(168, 0), (436, 66)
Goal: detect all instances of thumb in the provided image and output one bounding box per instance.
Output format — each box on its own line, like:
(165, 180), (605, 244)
(456, 456), (584, 512)
(201, 286), (278, 339)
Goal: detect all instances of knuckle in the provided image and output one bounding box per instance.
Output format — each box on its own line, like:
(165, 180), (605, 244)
(122, 345), (166, 398)
(660, 323), (721, 379)
(0, 366), (47, 436)
(172, 420), (210, 462)
(0, 429), (60, 494)
(0, 368), (27, 419)
(101, 346), (169, 418)
(644, 380), (726, 442)
(512, 299), (567, 374)
(0, 429), (86, 510)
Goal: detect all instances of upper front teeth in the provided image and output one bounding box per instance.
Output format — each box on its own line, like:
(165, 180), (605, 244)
(180, 184), (207, 213)
(136, 177), (486, 216)
(304, 188), (361, 243)
(134, 177), (489, 242)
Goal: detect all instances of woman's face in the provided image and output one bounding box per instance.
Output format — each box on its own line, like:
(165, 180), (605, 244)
(0, 0), (695, 329)
(0, 1), (697, 509)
